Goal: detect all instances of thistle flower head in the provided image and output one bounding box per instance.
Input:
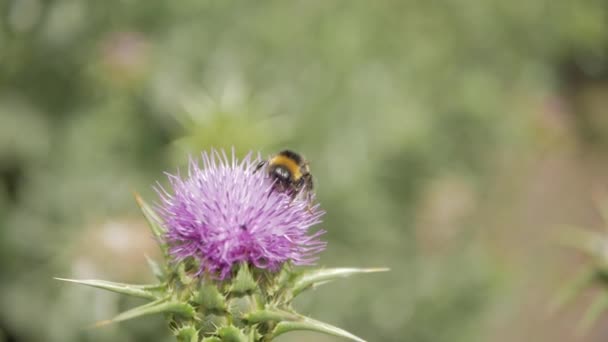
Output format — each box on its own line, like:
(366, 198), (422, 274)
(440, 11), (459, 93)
(155, 149), (326, 279)
(58, 148), (386, 342)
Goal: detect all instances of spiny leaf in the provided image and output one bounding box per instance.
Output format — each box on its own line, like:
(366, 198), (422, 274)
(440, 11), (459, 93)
(247, 309), (365, 341)
(245, 309), (299, 323)
(591, 194), (608, 231)
(175, 325), (199, 342)
(275, 263), (298, 287)
(268, 263), (300, 299)
(217, 325), (247, 342)
(270, 313), (366, 342)
(198, 313), (228, 336)
(201, 337), (221, 342)
(196, 284), (227, 311)
(54, 278), (164, 300)
(227, 296), (261, 322)
(178, 263), (195, 285)
(229, 263), (257, 295)
(248, 326), (261, 341)
(577, 291), (608, 335)
(145, 254), (166, 281)
(292, 267), (389, 297)
(549, 266), (595, 314)
(556, 226), (605, 258)
(134, 192), (168, 256)
(94, 298), (195, 327)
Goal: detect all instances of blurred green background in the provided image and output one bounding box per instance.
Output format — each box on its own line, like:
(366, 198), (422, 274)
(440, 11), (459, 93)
(2, 1), (608, 341)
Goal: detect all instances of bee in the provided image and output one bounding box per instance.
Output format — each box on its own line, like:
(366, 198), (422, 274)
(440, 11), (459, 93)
(255, 149), (314, 203)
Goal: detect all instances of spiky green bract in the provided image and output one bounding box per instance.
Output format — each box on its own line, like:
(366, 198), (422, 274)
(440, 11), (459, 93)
(56, 194), (389, 341)
(554, 206), (608, 335)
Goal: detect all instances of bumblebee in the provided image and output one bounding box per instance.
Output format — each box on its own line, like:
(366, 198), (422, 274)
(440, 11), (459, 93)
(255, 149), (314, 202)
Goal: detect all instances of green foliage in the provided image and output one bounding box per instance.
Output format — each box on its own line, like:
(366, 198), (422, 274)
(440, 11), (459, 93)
(554, 204), (608, 335)
(57, 196), (387, 341)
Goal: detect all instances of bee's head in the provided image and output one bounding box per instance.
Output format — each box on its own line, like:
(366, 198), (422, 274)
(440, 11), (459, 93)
(270, 164), (292, 182)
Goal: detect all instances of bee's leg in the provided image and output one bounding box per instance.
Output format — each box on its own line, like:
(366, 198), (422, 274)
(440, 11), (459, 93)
(305, 194), (314, 213)
(286, 183), (299, 206)
(305, 173), (314, 191)
(302, 174), (315, 213)
(253, 160), (267, 173)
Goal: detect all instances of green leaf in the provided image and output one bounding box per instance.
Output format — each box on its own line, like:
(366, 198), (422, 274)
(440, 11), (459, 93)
(54, 278), (164, 300)
(178, 263), (195, 285)
(145, 254), (166, 281)
(198, 313), (228, 336)
(175, 325), (199, 342)
(270, 313), (366, 342)
(292, 267), (389, 297)
(134, 192), (168, 256)
(247, 309), (366, 341)
(556, 226), (605, 258)
(276, 263), (298, 287)
(94, 298), (195, 327)
(549, 266), (595, 314)
(592, 195), (608, 229)
(229, 263), (257, 295)
(245, 309), (299, 323)
(196, 284), (227, 311)
(577, 291), (608, 335)
(201, 337), (222, 342)
(227, 296), (261, 324)
(266, 263), (299, 299)
(217, 326), (247, 342)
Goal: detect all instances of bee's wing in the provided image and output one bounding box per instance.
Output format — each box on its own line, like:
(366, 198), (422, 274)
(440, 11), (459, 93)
(303, 173), (314, 191)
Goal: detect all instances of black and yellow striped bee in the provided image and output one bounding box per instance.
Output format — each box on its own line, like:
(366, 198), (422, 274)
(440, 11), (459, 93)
(255, 150), (314, 203)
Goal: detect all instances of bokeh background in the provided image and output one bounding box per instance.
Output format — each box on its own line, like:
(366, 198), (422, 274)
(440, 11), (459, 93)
(2, 1), (608, 341)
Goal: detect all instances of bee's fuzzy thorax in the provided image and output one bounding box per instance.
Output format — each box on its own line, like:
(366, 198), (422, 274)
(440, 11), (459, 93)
(270, 154), (303, 180)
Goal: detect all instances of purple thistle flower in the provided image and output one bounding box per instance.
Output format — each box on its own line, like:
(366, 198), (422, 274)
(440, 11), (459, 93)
(155, 149), (326, 279)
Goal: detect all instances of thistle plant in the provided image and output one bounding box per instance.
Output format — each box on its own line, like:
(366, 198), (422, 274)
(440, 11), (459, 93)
(553, 198), (608, 334)
(57, 149), (387, 342)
